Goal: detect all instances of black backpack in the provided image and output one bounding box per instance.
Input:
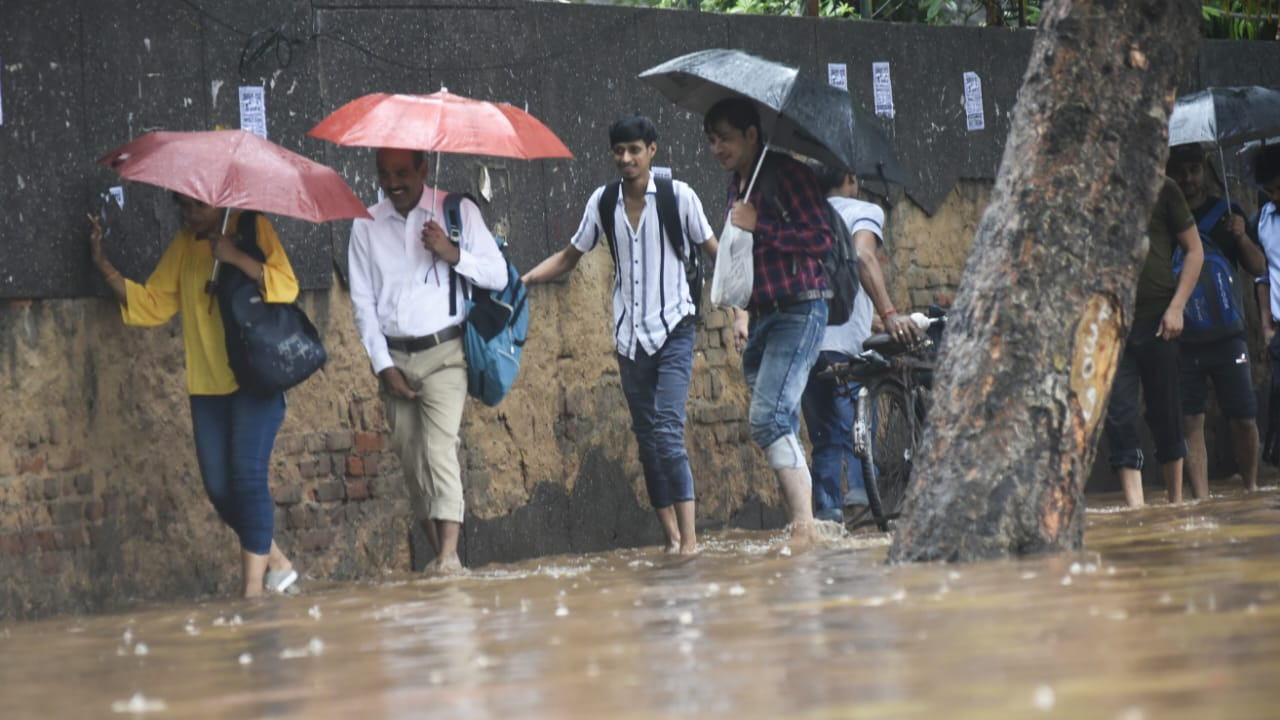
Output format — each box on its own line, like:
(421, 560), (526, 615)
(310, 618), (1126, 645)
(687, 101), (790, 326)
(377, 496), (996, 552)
(597, 176), (705, 317)
(216, 211), (327, 396)
(754, 155), (860, 326)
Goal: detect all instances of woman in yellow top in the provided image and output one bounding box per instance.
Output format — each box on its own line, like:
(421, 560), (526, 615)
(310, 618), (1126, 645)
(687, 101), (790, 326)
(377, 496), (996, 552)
(88, 194), (300, 598)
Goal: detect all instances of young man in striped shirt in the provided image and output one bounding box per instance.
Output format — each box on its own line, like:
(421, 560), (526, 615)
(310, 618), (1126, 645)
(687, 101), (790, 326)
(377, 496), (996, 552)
(704, 98), (835, 544)
(523, 114), (720, 555)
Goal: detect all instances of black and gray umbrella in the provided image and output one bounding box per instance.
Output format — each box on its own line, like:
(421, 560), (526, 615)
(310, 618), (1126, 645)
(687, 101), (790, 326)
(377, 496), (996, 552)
(640, 48), (883, 178)
(1169, 86), (1280, 148)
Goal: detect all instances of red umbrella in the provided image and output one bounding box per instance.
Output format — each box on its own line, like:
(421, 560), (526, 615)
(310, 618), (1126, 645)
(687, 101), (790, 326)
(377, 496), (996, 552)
(98, 129), (371, 223)
(308, 90), (573, 160)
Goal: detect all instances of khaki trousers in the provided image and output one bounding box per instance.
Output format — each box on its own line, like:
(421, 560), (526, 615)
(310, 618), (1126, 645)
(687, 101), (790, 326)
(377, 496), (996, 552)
(384, 338), (467, 523)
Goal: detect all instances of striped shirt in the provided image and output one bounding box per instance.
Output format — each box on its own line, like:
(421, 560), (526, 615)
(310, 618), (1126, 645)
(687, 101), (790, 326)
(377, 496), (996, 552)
(820, 196), (885, 356)
(726, 152), (832, 307)
(570, 174), (714, 359)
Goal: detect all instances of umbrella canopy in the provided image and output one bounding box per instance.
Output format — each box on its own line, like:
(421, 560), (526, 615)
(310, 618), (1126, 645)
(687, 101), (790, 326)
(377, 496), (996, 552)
(1169, 85), (1280, 148)
(98, 129), (371, 223)
(639, 48), (862, 175)
(307, 91), (574, 160)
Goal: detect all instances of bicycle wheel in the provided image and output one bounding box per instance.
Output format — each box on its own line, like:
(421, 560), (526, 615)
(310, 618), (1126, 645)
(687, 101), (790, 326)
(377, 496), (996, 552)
(861, 377), (920, 522)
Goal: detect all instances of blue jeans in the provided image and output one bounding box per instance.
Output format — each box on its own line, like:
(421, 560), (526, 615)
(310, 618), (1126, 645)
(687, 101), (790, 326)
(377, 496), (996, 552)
(802, 350), (868, 519)
(190, 389), (286, 555)
(617, 320), (696, 509)
(743, 299), (827, 460)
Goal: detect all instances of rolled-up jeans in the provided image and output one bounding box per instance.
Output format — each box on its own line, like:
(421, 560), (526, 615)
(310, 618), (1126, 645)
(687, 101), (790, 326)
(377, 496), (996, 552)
(617, 319), (697, 509)
(190, 389), (286, 556)
(802, 350), (867, 516)
(743, 299), (828, 463)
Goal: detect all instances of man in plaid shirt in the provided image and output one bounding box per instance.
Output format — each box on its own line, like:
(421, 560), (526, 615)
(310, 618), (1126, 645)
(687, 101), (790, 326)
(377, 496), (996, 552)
(704, 97), (834, 543)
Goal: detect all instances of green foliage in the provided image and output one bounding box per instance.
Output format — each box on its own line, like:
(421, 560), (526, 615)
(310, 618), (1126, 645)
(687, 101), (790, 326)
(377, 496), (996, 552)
(598, 0), (1273, 39)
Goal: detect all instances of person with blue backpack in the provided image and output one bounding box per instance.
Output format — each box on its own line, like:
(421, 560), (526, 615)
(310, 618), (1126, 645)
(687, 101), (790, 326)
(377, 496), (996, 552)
(522, 114), (721, 555)
(1166, 144), (1267, 498)
(348, 148), (509, 574)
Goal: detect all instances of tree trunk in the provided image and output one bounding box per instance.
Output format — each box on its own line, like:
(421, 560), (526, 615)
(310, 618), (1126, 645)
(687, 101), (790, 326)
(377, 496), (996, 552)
(887, 0), (1201, 563)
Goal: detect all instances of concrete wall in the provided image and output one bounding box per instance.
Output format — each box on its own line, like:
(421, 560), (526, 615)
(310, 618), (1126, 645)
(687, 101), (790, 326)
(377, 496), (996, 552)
(2, 0), (1278, 619)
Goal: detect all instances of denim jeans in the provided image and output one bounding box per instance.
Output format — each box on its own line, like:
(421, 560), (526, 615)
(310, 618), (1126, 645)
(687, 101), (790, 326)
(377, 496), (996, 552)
(743, 299), (828, 459)
(190, 389), (286, 555)
(801, 350), (867, 518)
(617, 320), (696, 509)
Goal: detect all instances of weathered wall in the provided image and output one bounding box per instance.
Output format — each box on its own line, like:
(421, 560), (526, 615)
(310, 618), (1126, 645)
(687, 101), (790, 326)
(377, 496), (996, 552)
(3, 1), (1279, 619)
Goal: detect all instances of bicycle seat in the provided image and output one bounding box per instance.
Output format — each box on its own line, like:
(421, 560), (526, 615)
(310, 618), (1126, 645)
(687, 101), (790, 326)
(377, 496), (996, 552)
(862, 332), (918, 358)
(843, 349), (892, 381)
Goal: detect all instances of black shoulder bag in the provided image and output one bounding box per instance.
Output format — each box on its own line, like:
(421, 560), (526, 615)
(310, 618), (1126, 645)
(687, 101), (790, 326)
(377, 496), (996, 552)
(216, 212), (327, 396)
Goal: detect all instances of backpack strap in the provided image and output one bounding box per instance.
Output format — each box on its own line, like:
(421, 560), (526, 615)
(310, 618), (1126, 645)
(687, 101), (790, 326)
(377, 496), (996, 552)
(443, 192), (471, 317)
(1198, 198), (1230, 236)
(234, 210), (263, 261)
(654, 176), (686, 264)
(597, 180), (622, 268)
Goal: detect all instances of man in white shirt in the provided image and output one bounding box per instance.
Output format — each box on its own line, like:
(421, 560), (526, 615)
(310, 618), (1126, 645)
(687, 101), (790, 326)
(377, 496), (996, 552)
(522, 115), (720, 555)
(802, 165), (921, 525)
(348, 148), (508, 574)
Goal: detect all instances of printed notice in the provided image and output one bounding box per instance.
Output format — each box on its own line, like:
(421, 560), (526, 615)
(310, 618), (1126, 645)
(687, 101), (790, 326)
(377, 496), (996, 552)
(828, 63), (848, 92)
(963, 71), (985, 131)
(872, 62), (894, 119)
(238, 85), (267, 139)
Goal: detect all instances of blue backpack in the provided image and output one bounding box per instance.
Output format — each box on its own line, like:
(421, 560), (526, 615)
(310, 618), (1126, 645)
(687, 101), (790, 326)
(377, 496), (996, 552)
(1172, 198), (1245, 343)
(443, 194), (529, 407)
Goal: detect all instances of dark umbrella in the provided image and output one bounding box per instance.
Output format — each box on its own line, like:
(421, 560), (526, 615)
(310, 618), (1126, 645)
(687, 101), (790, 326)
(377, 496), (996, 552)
(640, 48), (861, 175)
(1168, 86), (1280, 148)
(1168, 86), (1280, 209)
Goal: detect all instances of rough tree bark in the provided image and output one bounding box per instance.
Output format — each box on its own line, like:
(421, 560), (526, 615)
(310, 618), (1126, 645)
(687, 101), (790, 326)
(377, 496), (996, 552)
(887, 0), (1201, 562)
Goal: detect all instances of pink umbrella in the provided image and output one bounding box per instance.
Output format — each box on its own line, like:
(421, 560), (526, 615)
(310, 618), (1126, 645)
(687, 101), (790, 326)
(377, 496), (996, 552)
(99, 129), (371, 223)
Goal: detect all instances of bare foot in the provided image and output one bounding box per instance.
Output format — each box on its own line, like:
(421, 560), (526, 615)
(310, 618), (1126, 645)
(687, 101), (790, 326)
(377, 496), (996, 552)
(677, 542), (699, 556)
(431, 556), (466, 577)
(787, 521), (818, 547)
(664, 541), (681, 555)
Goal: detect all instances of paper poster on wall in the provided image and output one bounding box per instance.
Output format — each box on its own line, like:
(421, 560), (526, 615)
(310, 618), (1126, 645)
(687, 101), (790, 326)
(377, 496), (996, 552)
(963, 71), (985, 131)
(828, 63), (848, 92)
(238, 86), (268, 139)
(652, 165), (672, 180)
(872, 62), (894, 119)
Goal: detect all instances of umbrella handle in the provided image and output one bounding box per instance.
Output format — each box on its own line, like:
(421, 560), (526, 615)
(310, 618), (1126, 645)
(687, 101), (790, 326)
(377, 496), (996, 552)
(207, 208), (233, 294)
(742, 142), (772, 200)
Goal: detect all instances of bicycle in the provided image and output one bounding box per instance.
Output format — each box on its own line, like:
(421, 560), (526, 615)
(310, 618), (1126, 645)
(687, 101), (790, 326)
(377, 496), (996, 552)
(817, 309), (947, 532)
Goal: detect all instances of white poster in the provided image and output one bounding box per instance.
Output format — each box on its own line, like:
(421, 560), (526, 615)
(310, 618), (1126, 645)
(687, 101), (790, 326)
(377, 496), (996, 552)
(827, 63), (848, 92)
(963, 71), (985, 131)
(872, 62), (894, 119)
(238, 85), (267, 139)
(108, 186), (124, 209)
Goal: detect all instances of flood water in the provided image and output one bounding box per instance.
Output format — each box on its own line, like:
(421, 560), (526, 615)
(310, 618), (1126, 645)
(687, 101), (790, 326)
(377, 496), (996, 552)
(4, 486), (1280, 720)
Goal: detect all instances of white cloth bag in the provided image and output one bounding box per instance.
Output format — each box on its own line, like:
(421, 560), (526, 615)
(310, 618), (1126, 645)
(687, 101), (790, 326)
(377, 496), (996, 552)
(709, 145), (772, 309)
(710, 220), (753, 309)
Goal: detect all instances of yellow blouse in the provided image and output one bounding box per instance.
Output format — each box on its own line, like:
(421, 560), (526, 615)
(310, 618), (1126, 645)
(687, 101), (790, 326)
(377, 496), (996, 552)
(121, 212), (300, 395)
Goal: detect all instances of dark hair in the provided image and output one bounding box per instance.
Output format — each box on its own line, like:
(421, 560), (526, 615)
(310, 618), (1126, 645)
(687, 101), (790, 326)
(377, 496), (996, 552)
(1167, 143), (1206, 172)
(703, 97), (760, 137)
(1256, 145), (1280, 185)
(810, 161), (850, 196)
(608, 113), (658, 146)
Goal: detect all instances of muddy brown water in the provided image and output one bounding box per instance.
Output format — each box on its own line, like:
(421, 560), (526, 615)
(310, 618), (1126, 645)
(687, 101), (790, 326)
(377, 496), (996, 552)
(3, 487), (1279, 719)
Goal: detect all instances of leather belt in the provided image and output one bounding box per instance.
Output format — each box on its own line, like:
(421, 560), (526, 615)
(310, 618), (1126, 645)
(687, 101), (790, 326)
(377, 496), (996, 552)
(385, 325), (463, 353)
(749, 289), (830, 318)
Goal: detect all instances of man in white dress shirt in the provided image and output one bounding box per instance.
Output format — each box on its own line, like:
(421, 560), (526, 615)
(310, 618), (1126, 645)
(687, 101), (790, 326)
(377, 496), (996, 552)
(348, 148), (508, 574)
(522, 115), (721, 555)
